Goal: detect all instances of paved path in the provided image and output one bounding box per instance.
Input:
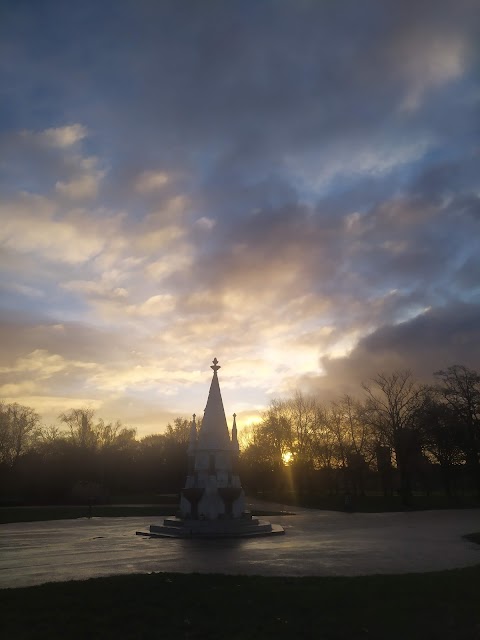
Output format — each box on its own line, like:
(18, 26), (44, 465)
(1, 504), (479, 589)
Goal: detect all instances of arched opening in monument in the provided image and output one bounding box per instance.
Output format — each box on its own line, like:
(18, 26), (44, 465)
(208, 453), (215, 475)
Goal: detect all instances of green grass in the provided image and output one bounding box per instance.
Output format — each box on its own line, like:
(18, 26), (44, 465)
(1, 567), (479, 639)
(109, 492), (179, 504)
(258, 491), (480, 512)
(0, 505), (175, 524)
(1, 492), (479, 524)
(0, 505), (294, 524)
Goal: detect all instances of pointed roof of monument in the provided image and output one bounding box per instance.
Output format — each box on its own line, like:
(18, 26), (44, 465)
(197, 358), (231, 450)
(187, 413), (197, 455)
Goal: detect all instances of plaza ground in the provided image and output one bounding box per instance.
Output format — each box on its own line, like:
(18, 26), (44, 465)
(1, 501), (479, 589)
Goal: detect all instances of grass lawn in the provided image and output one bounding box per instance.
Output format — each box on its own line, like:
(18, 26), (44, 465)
(0, 505), (174, 524)
(258, 491), (480, 513)
(0, 505), (295, 524)
(1, 492), (479, 523)
(1, 567), (480, 639)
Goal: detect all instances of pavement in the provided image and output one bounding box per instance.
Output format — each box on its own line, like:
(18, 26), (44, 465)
(1, 502), (479, 589)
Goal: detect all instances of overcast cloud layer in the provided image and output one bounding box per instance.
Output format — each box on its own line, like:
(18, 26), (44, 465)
(1, 0), (479, 434)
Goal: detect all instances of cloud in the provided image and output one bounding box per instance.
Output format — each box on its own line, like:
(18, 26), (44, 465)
(0, 194), (89, 261)
(145, 249), (193, 281)
(0, 282), (44, 298)
(0, 349), (97, 378)
(62, 279), (128, 300)
(0, 192), (126, 264)
(0, 0), (479, 434)
(135, 170), (170, 194)
(285, 135), (436, 193)
(0, 381), (40, 397)
(195, 217), (216, 231)
(55, 171), (102, 199)
(300, 301), (480, 401)
(20, 124), (88, 149)
(394, 29), (470, 112)
(126, 294), (176, 317)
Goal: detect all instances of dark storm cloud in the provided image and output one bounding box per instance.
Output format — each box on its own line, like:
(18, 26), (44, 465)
(306, 301), (480, 400)
(362, 302), (480, 366)
(3, 0), (477, 166)
(455, 255), (480, 290)
(2, 0), (478, 242)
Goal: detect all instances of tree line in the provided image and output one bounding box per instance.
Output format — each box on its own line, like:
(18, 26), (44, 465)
(0, 364), (479, 505)
(241, 365), (480, 503)
(0, 406), (195, 504)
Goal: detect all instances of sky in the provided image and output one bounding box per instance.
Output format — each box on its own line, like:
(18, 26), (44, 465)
(0, 0), (479, 436)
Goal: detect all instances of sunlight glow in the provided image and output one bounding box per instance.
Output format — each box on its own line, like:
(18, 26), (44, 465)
(282, 451), (293, 465)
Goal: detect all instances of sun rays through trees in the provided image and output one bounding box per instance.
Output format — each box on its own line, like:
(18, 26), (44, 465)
(1, 365), (479, 506)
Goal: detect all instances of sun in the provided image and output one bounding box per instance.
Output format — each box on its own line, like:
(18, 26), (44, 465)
(282, 451), (293, 465)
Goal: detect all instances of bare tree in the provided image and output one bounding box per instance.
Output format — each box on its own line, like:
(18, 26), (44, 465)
(165, 417), (193, 446)
(0, 402), (40, 466)
(309, 404), (335, 470)
(257, 399), (293, 468)
(434, 365), (480, 495)
(96, 418), (136, 450)
(362, 370), (427, 503)
(419, 389), (463, 495)
(38, 424), (64, 444)
(285, 391), (318, 462)
(328, 396), (373, 493)
(59, 408), (97, 449)
(59, 408), (136, 452)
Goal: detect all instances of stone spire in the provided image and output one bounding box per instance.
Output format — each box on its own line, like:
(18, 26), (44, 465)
(197, 358), (231, 450)
(231, 413), (239, 452)
(187, 413), (197, 455)
(141, 357), (284, 536)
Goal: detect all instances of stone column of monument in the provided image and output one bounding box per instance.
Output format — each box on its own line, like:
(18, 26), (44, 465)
(180, 358), (245, 520)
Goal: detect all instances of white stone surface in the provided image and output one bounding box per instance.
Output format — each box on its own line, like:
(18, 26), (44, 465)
(180, 359), (245, 520)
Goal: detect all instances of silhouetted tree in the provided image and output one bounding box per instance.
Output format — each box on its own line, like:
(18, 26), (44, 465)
(287, 392), (323, 492)
(0, 402), (40, 466)
(59, 408), (97, 449)
(239, 403), (292, 492)
(327, 396), (373, 495)
(362, 370), (427, 504)
(435, 365), (480, 496)
(165, 417), (191, 446)
(258, 400), (294, 470)
(418, 390), (463, 495)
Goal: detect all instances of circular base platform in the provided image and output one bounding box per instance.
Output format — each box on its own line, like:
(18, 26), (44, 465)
(136, 515), (285, 538)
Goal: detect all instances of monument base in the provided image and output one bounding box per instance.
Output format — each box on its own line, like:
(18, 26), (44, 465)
(136, 512), (285, 538)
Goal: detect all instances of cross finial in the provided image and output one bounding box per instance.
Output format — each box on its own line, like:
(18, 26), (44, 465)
(211, 357), (221, 372)
(233, 413), (237, 419)
(192, 413), (196, 422)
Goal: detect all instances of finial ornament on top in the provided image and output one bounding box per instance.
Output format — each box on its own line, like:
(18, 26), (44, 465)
(211, 357), (221, 372)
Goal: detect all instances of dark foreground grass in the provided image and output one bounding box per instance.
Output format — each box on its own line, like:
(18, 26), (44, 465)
(0, 505), (174, 524)
(1, 493), (479, 523)
(1, 567), (480, 640)
(260, 491), (480, 513)
(0, 505), (294, 524)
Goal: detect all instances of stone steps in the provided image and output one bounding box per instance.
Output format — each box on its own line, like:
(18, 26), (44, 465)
(137, 516), (285, 538)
